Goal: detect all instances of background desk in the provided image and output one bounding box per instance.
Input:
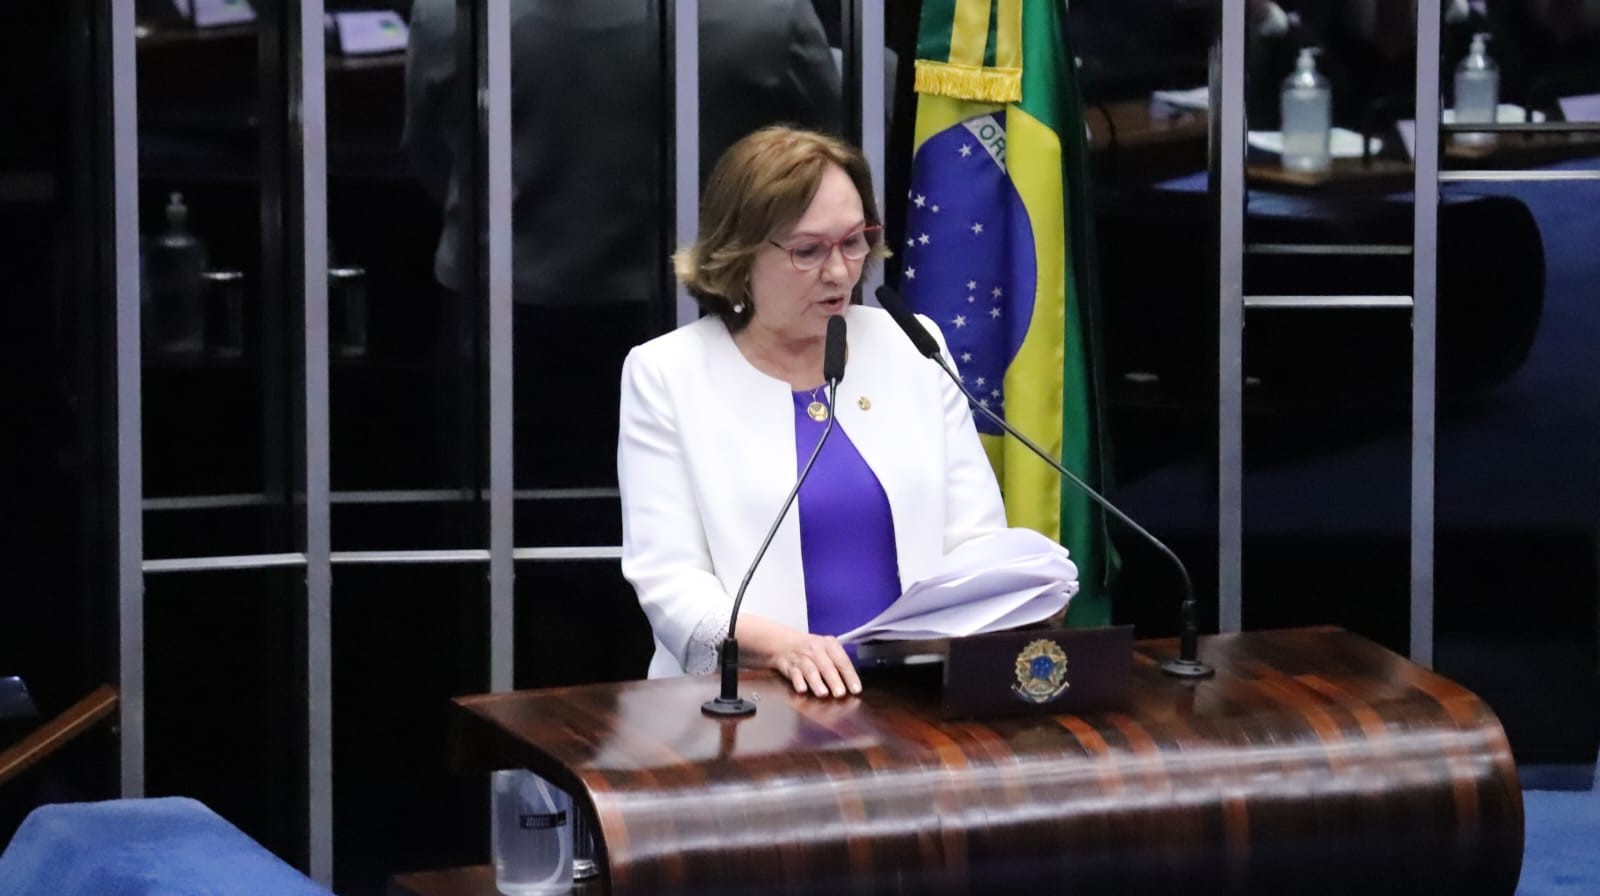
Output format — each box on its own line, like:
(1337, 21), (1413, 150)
(449, 628), (1522, 896)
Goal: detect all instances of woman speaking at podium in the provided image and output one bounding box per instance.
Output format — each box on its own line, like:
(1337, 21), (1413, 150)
(617, 126), (1008, 699)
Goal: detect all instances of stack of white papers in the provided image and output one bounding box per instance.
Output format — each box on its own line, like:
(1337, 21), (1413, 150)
(838, 528), (1079, 644)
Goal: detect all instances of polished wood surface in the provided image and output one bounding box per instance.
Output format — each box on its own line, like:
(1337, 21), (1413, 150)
(0, 685), (118, 787)
(451, 629), (1522, 895)
(1086, 99), (1209, 152)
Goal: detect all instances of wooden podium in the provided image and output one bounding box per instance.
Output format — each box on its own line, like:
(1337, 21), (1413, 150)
(447, 628), (1523, 895)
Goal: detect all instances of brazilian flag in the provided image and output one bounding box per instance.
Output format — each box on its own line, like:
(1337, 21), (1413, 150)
(900, 0), (1115, 625)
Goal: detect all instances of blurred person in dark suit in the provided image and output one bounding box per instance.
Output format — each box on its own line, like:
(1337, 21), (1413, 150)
(404, 0), (843, 487)
(1498, 0), (1600, 106)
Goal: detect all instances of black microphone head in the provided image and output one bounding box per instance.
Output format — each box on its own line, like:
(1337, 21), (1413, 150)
(874, 284), (941, 359)
(823, 315), (847, 383)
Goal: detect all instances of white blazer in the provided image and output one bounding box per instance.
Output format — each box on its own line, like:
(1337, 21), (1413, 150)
(617, 305), (1008, 677)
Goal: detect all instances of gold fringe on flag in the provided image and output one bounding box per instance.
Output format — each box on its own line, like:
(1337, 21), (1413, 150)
(913, 58), (1021, 104)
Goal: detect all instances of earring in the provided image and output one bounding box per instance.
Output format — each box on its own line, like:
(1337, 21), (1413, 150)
(733, 302), (746, 314)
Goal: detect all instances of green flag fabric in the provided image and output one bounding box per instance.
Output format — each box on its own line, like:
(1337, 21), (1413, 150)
(900, 0), (1116, 625)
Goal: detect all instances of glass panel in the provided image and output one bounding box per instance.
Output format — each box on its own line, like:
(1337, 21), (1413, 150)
(144, 568), (302, 862)
(1439, 2), (1600, 167)
(332, 0), (481, 552)
(1433, 176), (1600, 762)
(500, 3), (664, 504)
(1069, 1), (1218, 638)
(1233, 2), (1418, 650)
(136, 5), (294, 560)
(331, 563), (488, 894)
(1432, 4), (1600, 764)
(1503, 2), (1600, 119)
(0, 1), (118, 808)
(514, 560), (652, 689)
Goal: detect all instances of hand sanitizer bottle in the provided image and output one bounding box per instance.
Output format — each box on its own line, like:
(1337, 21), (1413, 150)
(1280, 47), (1331, 173)
(142, 192), (208, 355)
(1453, 32), (1499, 147)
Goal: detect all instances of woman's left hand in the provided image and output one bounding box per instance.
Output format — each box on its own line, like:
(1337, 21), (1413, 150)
(736, 615), (862, 698)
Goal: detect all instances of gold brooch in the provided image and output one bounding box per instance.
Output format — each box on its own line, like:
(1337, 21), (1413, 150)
(857, 396), (871, 411)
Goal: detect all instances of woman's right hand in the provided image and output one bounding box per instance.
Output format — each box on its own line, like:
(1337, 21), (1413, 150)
(735, 615), (862, 698)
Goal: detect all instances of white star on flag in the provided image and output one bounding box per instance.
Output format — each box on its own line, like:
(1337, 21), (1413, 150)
(966, 295), (975, 303)
(974, 377), (986, 387)
(966, 280), (977, 290)
(913, 194), (926, 208)
(959, 144), (973, 157)
(989, 307), (1002, 318)
(970, 222), (984, 235)
(918, 233), (930, 245)
(960, 352), (972, 363)
(905, 267), (916, 279)
(992, 287), (1003, 298)
(991, 389), (1001, 399)
(952, 315), (967, 328)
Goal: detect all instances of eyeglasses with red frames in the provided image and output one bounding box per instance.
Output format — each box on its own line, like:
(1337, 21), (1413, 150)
(768, 225), (882, 271)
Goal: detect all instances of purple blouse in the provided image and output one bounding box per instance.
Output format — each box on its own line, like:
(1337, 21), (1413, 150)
(791, 389), (901, 638)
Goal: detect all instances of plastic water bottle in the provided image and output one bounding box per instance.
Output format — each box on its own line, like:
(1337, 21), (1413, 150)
(490, 770), (573, 896)
(1453, 32), (1499, 147)
(1280, 47), (1332, 173)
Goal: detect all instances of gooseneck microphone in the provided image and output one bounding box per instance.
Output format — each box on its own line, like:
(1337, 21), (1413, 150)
(874, 285), (1213, 679)
(703, 315), (850, 716)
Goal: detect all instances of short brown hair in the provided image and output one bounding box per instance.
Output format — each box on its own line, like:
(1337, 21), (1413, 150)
(673, 126), (888, 330)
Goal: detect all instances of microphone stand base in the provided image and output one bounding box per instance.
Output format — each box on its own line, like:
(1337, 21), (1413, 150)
(1159, 657), (1216, 680)
(701, 696), (757, 717)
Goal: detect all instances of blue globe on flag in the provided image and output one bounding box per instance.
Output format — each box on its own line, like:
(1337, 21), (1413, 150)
(900, 111), (1038, 436)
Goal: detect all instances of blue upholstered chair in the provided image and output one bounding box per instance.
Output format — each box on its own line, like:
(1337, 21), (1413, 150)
(0, 683), (334, 896)
(0, 797), (337, 896)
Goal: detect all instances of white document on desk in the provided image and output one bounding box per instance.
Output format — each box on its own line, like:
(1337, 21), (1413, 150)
(837, 527), (1079, 644)
(1150, 86), (1211, 112)
(1559, 93), (1600, 123)
(190, 0), (257, 28)
(1247, 128), (1383, 158)
(1395, 105), (1545, 158)
(332, 11), (410, 56)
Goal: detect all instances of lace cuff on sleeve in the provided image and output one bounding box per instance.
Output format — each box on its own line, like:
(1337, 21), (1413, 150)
(684, 609), (730, 675)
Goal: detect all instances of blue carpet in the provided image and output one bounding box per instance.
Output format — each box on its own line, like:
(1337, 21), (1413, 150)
(1517, 762), (1600, 896)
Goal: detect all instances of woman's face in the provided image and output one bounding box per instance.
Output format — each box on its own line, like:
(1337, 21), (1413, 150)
(746, 163), (867, 345)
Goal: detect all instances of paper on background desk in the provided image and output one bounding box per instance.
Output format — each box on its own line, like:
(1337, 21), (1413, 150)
(1151, 86), (1211, 112)
(837, 528), (1079, 644)
(187, 0), (257, 27)
(1247, 128), (1383, 158)
(1395, 105), (1545, 158)
(1558, 93), (1600, 123)
(331, 11), (409, 56)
